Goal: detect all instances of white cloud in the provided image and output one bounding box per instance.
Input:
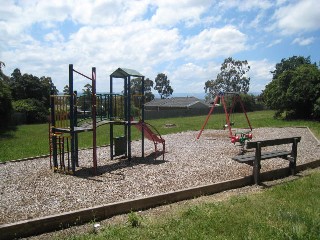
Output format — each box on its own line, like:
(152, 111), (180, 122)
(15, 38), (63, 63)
(71, 0), (126, 25)
(249, 12), (265, 29)
(168, 62), (221, 94)
(1, 0), (319, 95)
(248, 59), (275, 92)
(182, 26), (248, 60)
(150, 0), (212, 26)
(169, 59), (275, 94)
(0, 1), (71, 36)
(267, 39), (282, 47)
(218, 0), (272, 11)
(272, 0), (320, 35)
(18, 22), (180, 92)
(67, 22), (181, 67)
(292, 37), (315, 46)
(276, 0), (288, 6)
(44, 30), (65, 43)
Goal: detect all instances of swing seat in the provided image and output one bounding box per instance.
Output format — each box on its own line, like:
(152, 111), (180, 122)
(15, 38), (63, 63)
(223, 122), (235, 129)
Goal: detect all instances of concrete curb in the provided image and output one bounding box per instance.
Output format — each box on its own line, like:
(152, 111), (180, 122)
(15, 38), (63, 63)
(1, 159), (319, 240)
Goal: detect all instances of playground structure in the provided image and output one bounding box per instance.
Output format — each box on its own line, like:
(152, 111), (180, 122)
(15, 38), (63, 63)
(197, 92), (253, 148)
(49, 65), (165, 175)
(50, 64), (97, 174)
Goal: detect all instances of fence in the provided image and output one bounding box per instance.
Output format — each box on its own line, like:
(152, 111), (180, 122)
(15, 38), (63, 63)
(144, 106), (224, 120)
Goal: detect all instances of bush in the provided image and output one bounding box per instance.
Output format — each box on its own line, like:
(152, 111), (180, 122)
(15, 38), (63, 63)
(263, 56), (320, 120)
(233, 94), (256, 112)
(0, 80), (13, 129)
(13, 99), (48, 123)
(313, 97), (320, 119)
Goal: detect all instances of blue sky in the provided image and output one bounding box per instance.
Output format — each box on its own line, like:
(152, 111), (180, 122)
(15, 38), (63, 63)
(1, 0), (319, 98)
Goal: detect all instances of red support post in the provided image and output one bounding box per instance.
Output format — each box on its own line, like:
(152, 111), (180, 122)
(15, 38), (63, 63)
(237, 95), (253, 131)
(197, 94), (220, 139)
(221, 95), (233, 138)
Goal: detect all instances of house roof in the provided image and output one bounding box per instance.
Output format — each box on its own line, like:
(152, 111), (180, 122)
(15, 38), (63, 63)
(110, 68), (144, 78)
(145, 97), (210, 108)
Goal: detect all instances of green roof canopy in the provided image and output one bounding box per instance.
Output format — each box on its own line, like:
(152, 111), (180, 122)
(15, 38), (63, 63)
(110, 67), (144, 78)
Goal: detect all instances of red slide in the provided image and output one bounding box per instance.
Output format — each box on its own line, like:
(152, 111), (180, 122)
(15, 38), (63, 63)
(134, 121), (165, 160)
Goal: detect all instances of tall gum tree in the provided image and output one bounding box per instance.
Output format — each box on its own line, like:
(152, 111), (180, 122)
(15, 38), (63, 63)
(154, 73), (173, 99)
(205, 57), (250, 101)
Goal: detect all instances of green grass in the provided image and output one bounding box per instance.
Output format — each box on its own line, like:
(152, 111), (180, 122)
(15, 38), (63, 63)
(65, 170), (320, 240)
(0, 110), (319, 162)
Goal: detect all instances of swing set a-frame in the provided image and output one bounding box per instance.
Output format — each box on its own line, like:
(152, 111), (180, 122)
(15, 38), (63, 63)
(197, 92), (253, 145)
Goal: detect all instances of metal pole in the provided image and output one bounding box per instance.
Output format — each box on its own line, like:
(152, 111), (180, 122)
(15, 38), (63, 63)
(92, 67), (97, 174)
(69, 64), (76, 173)
(124, 78), (128, 158)
(74, 91), (79, 167)
(127, 76), (131, 161)
(50, 92), (58, 170)
(110, 76), (114, 160)
(141, 76), (145, 158)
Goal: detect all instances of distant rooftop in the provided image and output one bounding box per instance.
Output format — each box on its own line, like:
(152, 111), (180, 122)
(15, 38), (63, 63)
(145, 97), (210, 108)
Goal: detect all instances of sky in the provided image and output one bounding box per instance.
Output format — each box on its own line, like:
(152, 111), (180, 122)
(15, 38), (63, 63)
(1, 0), (320, 98)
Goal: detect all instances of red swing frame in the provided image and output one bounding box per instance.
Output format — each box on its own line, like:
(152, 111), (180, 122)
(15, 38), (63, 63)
(197, 92), (253, 143)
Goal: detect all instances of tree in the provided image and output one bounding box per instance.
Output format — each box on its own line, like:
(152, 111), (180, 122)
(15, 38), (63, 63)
(78, 83), (92, 111)
(63, 85), (69, 95)
(154, 73), (173, 99)
(271, 56), (312, 80)
(82, 83), (92, 96)
(0, 61), (5, 72)
(0, 61), (9, 83)
(8, 69), (57, 105)
(8, 68), (24, 99)
(7, 68), (58, 123)
(204, 57), (250, 101)
(40, 76), (58, 108)
(144, 78), (155, 102)
(130, 77), (155, 103)
(0, 63), (12, 128)
(263, 56), (320, 119)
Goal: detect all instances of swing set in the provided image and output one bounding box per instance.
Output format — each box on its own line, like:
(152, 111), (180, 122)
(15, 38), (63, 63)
(197, 92), (253, 147)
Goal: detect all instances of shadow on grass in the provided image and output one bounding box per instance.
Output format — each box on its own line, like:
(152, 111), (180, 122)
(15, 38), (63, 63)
(0, 125), (17, 139)
(259, 172), (305, 189)
(74, 151), (167, 181)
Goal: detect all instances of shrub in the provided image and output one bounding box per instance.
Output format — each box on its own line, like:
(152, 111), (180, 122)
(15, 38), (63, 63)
(127, 211), (143, 227)
(13, 99), (48, 123)
(0, 80), (13, 129)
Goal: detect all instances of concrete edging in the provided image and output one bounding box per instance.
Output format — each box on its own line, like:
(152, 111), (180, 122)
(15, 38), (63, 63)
(1, 159), (320, 240)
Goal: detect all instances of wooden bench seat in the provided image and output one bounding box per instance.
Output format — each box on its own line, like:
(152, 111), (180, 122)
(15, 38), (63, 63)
(233, 150), (293, 165)
(232, 136), (301, 184)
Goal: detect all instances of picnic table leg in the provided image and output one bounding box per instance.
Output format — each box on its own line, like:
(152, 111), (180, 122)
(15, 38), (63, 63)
(289, 138), (298, 175)
(253, 142), (261, 185)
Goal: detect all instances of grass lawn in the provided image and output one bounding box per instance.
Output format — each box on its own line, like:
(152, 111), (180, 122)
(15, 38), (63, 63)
(63, 169), (320, 240)
(0, 110), (319, 162)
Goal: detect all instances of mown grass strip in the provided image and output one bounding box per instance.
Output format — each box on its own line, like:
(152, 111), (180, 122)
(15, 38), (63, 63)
(68, 170), (320, 240)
